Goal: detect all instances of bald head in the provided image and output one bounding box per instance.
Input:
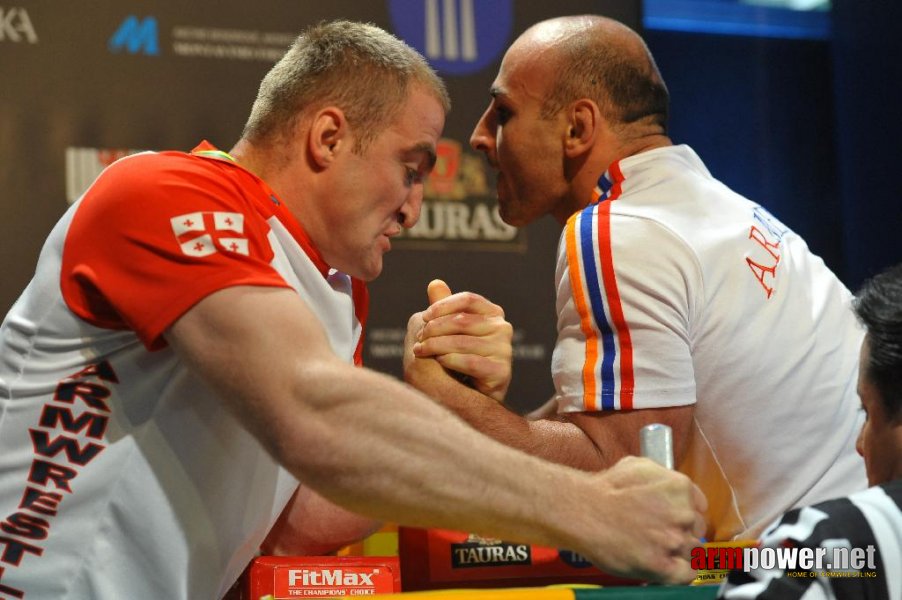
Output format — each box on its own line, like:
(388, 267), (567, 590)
(513, 15), (669, 132)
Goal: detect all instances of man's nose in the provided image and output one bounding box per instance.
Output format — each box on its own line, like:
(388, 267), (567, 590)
(470, 108), (494, 155)
(399, 189), (423, 229)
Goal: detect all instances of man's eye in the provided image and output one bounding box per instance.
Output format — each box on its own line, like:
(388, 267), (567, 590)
(405, 167), (422, 186)
(495, 106), (511, 125)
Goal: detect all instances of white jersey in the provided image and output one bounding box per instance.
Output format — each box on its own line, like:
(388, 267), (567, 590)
(0, 143), (366, 599)
(552, 144), (866, 540)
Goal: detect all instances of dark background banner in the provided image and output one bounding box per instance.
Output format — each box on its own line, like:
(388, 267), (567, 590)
(4, 2), (900, 416)
(0, 1), (640, 414)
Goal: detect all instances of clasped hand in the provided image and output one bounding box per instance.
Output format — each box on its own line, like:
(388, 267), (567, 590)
(404, 280), (513, 403)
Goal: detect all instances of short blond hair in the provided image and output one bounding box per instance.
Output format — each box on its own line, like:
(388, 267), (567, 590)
(242, 20), (450, 152)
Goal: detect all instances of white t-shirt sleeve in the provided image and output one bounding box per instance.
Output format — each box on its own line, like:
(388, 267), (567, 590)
(553, 205), (701, 412)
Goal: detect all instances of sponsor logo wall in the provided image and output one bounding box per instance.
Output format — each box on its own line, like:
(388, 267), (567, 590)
(0, 1), (640, 414)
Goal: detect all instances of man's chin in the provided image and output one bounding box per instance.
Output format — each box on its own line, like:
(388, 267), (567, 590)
(359, 258), (384, 282)
(356, 267), (382, 282)
(339, 257), (383, 282)
(498, 204), (528, 228)
(496, 188), (527, 227)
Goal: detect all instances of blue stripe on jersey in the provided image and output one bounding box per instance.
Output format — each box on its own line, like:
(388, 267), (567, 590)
(578, 204), (616, 409)
(598, 172), (613, 197)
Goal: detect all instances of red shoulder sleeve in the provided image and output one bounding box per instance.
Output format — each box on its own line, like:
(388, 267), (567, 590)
(61, 152), (291, 350)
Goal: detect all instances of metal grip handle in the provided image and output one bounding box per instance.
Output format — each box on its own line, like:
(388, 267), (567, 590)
(640, 423), (674, 470)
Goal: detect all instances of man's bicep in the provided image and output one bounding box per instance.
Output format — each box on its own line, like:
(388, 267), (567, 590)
(165, 285), (341, 452)
(167, 284), (334, 362)
(562, 405), (695, 467)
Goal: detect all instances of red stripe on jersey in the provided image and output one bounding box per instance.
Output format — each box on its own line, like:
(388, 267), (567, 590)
(597, 162), (634, 408)
(352, 278), (369, 367)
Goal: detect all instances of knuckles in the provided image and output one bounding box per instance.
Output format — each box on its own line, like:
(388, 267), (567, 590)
(407, 311), (425, 330)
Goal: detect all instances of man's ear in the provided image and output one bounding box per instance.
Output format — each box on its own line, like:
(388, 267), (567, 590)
(308, 107), (350, 168)
(564, 99), (600, 158)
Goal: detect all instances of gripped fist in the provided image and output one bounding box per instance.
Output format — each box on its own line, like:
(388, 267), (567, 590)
(577, 456), (707, 584)
(412, 279), (513, 403)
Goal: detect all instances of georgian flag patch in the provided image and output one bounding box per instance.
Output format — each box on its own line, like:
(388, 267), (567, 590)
(170, 211), (249, 257)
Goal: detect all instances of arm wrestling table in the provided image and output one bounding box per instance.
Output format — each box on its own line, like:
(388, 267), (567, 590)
(377, 584), (719, 599)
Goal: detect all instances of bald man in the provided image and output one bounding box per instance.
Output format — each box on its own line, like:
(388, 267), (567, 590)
(406, 15), (866, 542)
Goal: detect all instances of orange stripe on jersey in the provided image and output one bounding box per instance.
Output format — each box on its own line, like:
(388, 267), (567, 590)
(565, 211), (599, 411)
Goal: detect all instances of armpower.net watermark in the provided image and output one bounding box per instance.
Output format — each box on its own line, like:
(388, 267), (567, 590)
(690, 541), (880, 585)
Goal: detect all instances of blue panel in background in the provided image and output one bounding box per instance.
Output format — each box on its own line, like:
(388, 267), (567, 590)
(388, 0), (513, 75)
(644, 0), (831, 40)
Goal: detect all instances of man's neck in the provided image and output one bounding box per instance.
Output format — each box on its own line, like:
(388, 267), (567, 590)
(554, 133), (672, 226)
(228, 138), (263, 178)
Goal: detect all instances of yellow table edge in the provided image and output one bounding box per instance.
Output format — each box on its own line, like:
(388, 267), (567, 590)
(378, 589), (577, 599)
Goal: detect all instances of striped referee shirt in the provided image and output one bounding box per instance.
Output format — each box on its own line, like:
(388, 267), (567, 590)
(719, 479), (902, 599)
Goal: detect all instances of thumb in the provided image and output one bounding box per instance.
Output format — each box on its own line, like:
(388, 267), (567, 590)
(427, 279), (452, 305)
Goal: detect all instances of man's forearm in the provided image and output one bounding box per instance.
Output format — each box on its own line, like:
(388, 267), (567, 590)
(406, 358), (613, 471)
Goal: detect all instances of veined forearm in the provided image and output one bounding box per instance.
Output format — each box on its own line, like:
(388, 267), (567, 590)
(279, 360), (590, 552)
(406, 363), (610, 471)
